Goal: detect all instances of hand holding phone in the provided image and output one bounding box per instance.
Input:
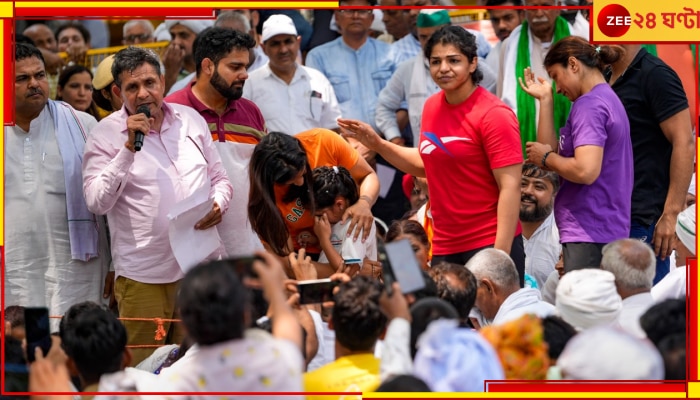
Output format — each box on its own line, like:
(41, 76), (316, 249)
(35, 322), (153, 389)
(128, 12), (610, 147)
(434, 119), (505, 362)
(297, 279), (338, 305)
(24, 307), (52, 363)
(378, 238), (426, 295)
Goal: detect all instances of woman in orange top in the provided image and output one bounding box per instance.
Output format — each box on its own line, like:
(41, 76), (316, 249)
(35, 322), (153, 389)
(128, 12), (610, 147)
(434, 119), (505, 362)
(248, 129), (380, 270)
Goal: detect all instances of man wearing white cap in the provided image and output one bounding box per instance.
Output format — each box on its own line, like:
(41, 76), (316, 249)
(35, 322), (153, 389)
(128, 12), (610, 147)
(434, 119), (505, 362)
(555, 269), (622, 331)
(600, 238), (657, 339)
(652, 205), (695, 302)
(243, 14), (341, 135)
(162, 19), (214, 93)
(557, 326), (665, 380)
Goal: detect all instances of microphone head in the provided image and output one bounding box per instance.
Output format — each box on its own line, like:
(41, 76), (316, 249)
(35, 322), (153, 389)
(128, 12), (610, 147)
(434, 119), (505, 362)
(136, 105), (151, 118)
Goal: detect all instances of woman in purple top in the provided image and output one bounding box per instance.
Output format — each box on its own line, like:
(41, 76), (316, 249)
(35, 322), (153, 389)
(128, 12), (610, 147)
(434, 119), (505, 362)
(519, 36), (633, 272)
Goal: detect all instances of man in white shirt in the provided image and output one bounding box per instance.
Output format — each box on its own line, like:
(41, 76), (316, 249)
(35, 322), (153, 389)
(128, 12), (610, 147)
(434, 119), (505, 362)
(243, 14), (341, 135)
(520, 162), (561, 289)
(6, 43), (109, 331)
(466, 248), (554, 328)
(600, 239), (657, 339)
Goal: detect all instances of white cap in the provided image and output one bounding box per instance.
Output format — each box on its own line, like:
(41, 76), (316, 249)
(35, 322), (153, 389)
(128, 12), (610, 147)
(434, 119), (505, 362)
(165, 19), (214, 36)
(676, 205), (696, 255)
(371, 9), (386, 33)
(261, 14), (298, 43)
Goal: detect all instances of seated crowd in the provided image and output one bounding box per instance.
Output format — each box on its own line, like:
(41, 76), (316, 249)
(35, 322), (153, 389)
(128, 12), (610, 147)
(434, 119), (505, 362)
(5, 1), (697, 397)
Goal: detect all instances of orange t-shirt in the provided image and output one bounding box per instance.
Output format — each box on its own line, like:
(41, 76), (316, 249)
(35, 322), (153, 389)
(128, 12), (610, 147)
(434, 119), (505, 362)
(275, 128), (360, 254)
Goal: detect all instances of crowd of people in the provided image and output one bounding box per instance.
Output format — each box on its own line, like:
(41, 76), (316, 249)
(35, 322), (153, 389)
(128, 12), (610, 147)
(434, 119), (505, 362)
(4, 0), (697, 397)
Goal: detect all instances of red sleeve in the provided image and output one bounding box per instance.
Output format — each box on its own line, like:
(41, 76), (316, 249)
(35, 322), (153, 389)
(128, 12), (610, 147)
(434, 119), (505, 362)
(481, 104), (524, 170)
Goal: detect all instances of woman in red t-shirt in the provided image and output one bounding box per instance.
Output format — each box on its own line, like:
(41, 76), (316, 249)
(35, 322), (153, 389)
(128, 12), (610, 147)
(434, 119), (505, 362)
(338, 26), (525, 285)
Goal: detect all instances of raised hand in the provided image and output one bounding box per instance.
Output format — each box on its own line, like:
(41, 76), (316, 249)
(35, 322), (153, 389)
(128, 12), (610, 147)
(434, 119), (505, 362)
(518, 67), (553, 101)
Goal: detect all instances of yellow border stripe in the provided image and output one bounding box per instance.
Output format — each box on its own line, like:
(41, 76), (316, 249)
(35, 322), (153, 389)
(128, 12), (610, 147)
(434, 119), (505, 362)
(0, 2), (12, 17)
(15, 2), (339, 8)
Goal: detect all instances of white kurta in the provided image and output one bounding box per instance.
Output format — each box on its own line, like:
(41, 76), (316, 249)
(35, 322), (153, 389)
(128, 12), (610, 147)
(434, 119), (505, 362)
(5, 106), (108, 330)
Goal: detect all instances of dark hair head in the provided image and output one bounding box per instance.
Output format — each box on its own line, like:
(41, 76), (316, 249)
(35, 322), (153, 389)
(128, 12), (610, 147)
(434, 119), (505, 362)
(410, 270), (439, 301)
(409, 297), (459, 359)
(386, 219), (430, 249)
(112, 46), (162, 88)
(428, 262), (477, 322)
(15, 42), (45, 65)
(658, 333), (686, 380)
(55, 22), (91, 45)
(522, 161), (560, 192)
(4, 306), (25, 328)
(312, 166), (358, 210)
(640, 299), (686, 346)
(59, 302), (126, 384)
(178, 259), (249, 345)
(92, 83), (116, 111)
(193, 27), (256, 76)
(16, 34), (35, 46)
(376, 374), (431, 392)
(424, 25), (483, 85)
(544, 36), (624, 73)
(541, 315), (577, 361)
(248, 132), (314, 256)
(58, 64), (93, 90)
(332, 276), (386, 351)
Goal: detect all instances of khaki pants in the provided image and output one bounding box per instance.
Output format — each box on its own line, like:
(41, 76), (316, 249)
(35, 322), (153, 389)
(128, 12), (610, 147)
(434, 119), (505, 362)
(114, 276), (185, 366)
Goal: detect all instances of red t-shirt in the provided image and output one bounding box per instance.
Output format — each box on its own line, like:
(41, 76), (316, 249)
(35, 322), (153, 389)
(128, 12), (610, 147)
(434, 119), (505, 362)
(419, 87), (523, 255)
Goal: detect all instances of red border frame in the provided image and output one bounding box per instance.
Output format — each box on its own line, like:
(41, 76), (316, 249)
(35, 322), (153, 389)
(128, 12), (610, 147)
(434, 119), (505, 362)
(2, 2), (698, 398)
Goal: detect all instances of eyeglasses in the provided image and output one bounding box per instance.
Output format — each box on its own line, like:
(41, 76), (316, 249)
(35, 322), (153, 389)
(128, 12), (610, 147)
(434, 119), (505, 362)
(124, 34), (153, 43)
(337, 9), (374, 16)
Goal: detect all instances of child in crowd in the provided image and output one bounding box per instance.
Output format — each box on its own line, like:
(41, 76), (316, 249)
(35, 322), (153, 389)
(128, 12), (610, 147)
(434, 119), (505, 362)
(312, 166), (377, 275)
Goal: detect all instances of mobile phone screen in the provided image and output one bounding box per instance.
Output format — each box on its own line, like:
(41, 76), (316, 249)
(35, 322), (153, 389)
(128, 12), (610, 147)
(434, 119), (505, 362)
(384, 239), (426, 294)
(24, 307), (51, 363)
(298, 279), (336, 305)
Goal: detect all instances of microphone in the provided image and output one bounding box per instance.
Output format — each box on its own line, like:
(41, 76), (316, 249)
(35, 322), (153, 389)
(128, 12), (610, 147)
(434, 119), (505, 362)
(134, 105), (150, 152)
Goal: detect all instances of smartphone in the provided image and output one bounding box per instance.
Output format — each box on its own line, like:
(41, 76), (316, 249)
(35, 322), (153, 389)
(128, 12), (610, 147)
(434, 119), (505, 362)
(228, 255), (263, 279)
(380, 238), (426, 295)
(298, 279), (337, 305)
(24, 307), (52, 363)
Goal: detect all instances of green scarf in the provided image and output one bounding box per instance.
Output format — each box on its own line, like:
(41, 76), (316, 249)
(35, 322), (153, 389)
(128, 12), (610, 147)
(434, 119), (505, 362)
(516, 17), (573, 157)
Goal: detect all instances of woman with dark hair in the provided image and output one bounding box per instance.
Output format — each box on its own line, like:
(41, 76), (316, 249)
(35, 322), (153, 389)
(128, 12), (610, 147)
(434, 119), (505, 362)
(519, 36), (632, 271)
(338, 25), (525, 284)
(385, 219), (431, 271)
(56, 64), (100, 120)
(248, 129), (379, 275)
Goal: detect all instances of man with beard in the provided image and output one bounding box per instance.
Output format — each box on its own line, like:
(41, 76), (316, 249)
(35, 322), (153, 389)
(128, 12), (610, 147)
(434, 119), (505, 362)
(243, 14), (341, 135)
(6, 43), (110, 332)
(498, 0), (589, 155)
(520, 162), (561, 289)
(166, 27), (267, 257)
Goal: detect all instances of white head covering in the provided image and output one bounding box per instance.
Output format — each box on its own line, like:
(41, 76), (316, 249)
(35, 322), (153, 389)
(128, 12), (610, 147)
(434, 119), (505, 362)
(555, 269), (622, 331)
(557, 326), (665, 380)
(164, 20), (214, 36)
(154, 23), (172, 42)
(370, 9), (386, 33)
(676, 205), (696, 255)
(261, 14), (298, 42)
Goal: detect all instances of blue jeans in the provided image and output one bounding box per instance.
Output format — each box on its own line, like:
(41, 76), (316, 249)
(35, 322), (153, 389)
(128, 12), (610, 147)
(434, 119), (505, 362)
(630, 220), (670, 285)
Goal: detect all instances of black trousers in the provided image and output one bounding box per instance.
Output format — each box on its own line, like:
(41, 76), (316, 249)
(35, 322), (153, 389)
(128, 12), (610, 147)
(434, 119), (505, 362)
(432, 234), (526, 288)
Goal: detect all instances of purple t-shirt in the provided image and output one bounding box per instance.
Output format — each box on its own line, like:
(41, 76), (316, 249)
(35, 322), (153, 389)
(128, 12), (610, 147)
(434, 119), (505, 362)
(555, 83), (633, 243)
